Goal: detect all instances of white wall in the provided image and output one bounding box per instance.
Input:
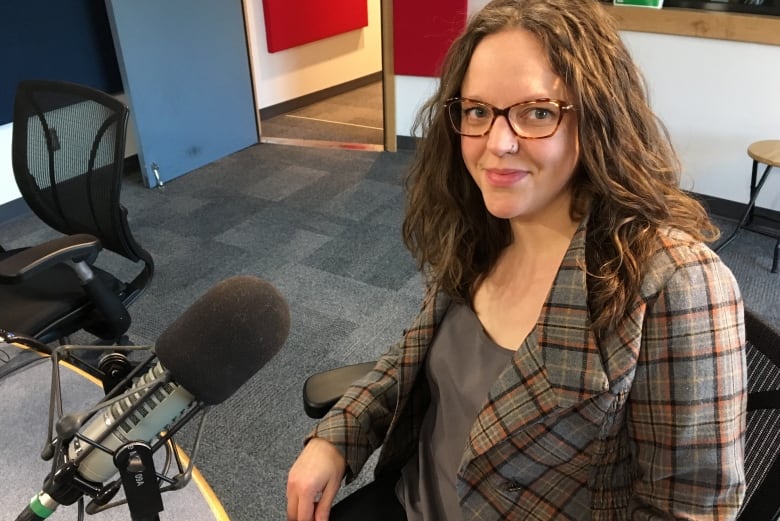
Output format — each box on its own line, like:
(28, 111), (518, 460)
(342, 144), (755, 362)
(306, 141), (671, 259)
(245, 0), (382, 112)
(623, 31), (780, 210)
(394, 31), (780, 210)
(394, 76), (438, 139)
(0, 123), (18, 204)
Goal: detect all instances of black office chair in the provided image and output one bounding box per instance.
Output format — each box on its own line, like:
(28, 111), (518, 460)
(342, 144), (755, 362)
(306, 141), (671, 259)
(738, 308), (780, 520)
(303, 360), (376, 419)
(303, 309), (780, 519)
(0, 80), (154, 350)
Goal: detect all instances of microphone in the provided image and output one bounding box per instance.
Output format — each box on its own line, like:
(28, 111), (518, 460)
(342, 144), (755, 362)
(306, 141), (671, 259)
(16, 275), (291, 521)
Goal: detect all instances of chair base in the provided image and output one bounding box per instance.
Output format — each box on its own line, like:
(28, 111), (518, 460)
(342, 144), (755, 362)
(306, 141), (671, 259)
(717, 224), (780, 274)
(715, 158), (780, 274)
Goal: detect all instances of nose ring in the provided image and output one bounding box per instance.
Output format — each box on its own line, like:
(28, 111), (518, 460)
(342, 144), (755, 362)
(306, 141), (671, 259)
(509, 142), (518, 154)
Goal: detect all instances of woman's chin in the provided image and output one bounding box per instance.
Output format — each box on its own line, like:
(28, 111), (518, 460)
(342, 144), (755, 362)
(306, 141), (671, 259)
(484, 202), (527, 221)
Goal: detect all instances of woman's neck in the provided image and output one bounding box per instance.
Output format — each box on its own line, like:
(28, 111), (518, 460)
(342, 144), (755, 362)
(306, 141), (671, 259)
(507, 212), (580, 259)
(472, 211), (581, 350)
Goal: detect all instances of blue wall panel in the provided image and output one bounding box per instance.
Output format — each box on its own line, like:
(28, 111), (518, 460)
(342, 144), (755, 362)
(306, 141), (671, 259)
(0, 1), (122, 124)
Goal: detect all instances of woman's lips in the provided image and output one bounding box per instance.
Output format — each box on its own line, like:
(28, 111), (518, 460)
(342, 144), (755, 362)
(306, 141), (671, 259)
(484, 168), (530, 187)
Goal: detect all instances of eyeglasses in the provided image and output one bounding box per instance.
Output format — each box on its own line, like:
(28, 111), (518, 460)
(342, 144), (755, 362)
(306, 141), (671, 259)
(444, 97), (575, 139)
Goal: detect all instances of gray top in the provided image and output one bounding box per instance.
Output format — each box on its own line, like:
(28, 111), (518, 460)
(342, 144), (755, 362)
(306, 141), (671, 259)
(397, 303), (514, 520)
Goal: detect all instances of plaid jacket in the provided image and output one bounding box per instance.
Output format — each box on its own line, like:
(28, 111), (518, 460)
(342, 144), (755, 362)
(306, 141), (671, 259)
(311, 221), (747, 520)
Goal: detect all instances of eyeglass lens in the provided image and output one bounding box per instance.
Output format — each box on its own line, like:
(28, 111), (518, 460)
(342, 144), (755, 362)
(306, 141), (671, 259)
(448, 99), (565, 138)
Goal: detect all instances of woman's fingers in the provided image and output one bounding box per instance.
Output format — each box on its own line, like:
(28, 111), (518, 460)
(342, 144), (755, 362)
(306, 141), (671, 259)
(286, 438), (347, 521)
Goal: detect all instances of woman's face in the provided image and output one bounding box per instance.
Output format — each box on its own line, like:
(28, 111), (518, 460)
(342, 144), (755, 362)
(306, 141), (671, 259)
(459, 28), (580, 225)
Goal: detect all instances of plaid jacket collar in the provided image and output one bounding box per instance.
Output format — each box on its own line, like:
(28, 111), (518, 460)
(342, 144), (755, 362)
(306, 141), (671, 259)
(403, 220), (623, 460)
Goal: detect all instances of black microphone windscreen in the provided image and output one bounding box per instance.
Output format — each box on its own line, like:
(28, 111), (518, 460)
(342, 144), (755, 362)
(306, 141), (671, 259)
(155, 275), (290, 405)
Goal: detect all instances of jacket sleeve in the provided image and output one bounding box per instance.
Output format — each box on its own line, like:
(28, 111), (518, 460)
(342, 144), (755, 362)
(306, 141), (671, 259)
(306, 287), (438, 482)
(627, 246), (747, 520)
(307, 338), (404, 481)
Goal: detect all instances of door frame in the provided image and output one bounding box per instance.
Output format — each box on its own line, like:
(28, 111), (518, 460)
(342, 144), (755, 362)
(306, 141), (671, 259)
(241, 0), (263, 144)
(244, 0), (395, 151)
(381, 0), (396, 152)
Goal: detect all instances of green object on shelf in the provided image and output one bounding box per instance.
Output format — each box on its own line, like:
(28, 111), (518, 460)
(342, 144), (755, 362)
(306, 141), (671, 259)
(613, 0), (663, 8)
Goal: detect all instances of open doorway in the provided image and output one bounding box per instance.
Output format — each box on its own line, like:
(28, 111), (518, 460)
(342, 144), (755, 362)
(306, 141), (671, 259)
(259, 75), (384, 150)
(245, 0), (390, 152)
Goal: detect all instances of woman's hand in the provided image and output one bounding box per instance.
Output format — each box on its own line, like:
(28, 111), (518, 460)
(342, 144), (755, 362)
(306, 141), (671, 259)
(286, 437), (347, 521)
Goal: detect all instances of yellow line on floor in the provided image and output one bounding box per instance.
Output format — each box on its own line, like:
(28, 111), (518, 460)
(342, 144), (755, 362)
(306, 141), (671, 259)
(284, 114), (383, 131)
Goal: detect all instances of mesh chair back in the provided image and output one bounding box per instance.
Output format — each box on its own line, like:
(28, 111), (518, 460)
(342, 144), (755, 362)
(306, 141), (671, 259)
(11, 79), (152, 301)
(739, 309), (780, 520)
(11, 80), (148, 263)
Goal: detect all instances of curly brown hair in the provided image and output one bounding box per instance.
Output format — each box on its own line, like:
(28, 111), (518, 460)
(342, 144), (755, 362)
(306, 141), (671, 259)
(401, 0), (719, 336)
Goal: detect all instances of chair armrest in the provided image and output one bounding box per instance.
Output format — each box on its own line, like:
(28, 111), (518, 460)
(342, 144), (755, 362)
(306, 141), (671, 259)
(0, 234), (101, 283)
(303, 361), (376, 419)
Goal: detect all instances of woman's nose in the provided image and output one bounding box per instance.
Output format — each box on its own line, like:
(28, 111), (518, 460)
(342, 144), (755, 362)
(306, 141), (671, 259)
(486, 115), (519, 156)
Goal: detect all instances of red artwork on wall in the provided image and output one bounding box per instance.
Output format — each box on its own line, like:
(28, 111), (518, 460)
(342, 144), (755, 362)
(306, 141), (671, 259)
(262, 0), (369, 53)
(393, 0), (468, 77)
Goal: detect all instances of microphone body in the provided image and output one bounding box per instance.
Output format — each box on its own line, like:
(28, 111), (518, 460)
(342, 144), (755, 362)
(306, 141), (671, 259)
(71, 360), (195, 483)
(16, 276), (290, 520)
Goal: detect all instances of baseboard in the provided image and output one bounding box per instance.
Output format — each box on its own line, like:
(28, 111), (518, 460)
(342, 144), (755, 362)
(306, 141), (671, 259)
(397, 135), (418, 150)
(123, 154), (141, 176)
(259, 72), (383, 122)
(692, 192), (780, 223)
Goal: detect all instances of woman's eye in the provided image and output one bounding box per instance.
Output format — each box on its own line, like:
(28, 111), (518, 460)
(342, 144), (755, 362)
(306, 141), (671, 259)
(530, 108), (553, 120)
(513, 104), (559, 125)
(464, 106), (491, 120)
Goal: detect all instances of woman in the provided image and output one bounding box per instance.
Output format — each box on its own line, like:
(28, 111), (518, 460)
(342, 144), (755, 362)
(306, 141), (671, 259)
(287, 0), (746, 519)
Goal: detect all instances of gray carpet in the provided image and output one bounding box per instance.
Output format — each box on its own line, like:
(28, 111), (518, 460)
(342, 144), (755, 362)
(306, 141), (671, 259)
(711, 216), (780, 322)
(0, 144), (421, 520)
(0, 141), (778, 520)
